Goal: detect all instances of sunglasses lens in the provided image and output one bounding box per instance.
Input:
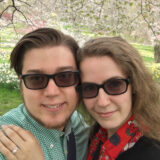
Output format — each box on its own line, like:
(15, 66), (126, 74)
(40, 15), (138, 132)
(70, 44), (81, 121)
(78, 83), (98, 98)
(24, 75), (48, 89)
(77, 78), (129, 98)
(22, 71), (79, 90)
(104, 79), (127, 95)
(55, 72), (79, 87)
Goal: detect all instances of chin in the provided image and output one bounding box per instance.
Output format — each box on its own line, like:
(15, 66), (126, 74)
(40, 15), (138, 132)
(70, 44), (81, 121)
(44, 120), (67, 130)
(99, 121), (120, 130)
(41, 122), (59, 129)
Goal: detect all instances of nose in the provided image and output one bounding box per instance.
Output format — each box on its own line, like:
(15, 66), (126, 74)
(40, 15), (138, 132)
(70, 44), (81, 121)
(96, 88), (111, 107)
(44, 79), (61, 97)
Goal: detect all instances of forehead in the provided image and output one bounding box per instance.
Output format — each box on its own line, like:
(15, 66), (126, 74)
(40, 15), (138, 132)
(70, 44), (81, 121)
(22, 46), (77, 74)
(80, 56), (126, 83)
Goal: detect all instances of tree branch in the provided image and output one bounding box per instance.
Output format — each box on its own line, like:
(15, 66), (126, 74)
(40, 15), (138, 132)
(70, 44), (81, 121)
(129, 13), (141, 24)
(11, 0), (29, 24)
(10, 9), (18, 35)
(98, 0), (105, 19)
(147, 0), (160, 7)
(0, 0), (31, 27)
(17, 0), (31, 7)
(0, 5), (12, 18)
(15, 7), (28, 22)
(140, 0), (159, 42)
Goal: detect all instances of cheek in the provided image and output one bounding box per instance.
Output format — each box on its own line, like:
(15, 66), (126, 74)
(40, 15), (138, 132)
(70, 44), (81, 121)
(66, 87), (79, 105)
(83, 99), (94, 111)
(126, 95), (132, 114)
(126, 87), (132, 108)
(119, 88), (132, 113)
(21, 86), (40, 105)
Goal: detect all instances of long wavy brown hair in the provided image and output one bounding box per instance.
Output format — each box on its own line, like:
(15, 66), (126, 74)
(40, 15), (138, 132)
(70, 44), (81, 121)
(77, 37), (160, 142)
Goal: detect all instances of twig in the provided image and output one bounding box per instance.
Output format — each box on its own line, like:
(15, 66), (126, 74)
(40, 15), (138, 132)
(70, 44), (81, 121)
(98, 0), (105, 19)
(140, 0), (159, 42)
(11, 9), (18, 35)
(17, 0), (31, 7)
(0, 5), (12, 18)
(129, 13), (141, 24)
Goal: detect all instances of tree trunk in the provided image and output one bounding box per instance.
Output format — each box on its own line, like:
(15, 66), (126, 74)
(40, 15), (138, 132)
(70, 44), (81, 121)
(154, 44), (160, 63)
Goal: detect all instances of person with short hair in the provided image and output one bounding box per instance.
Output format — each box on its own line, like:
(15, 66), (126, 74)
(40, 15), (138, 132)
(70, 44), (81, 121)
(0, 28), (90, 160)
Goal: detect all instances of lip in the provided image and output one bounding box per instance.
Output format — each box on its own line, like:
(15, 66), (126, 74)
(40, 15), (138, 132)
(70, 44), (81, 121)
(42, 103), (65, 112)
(97, 110), (116, 118)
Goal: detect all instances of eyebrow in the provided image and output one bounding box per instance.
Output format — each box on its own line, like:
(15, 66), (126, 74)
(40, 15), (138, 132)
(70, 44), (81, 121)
(56, 66), (77, 72)
(81, 76), (127, 84)
(25, 66), (77, 74)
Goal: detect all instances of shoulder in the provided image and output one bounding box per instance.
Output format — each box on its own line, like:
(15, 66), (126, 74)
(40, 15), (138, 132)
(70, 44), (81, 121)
(0, 104), (27, 127)
(70, 110), (90, 134)
(117, 136), (160, 160)
(0, 154), (6, 160)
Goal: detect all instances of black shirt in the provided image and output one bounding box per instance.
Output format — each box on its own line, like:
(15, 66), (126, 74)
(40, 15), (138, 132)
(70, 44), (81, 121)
(117, 136), (160, 160)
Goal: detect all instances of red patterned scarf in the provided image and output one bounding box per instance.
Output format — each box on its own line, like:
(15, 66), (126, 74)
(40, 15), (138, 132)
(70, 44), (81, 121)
(87, 115), (142, 160)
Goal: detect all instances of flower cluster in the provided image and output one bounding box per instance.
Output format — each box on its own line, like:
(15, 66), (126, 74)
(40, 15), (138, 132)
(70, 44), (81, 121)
(0, 50), (19, 89)
(149, 63), (160, 81)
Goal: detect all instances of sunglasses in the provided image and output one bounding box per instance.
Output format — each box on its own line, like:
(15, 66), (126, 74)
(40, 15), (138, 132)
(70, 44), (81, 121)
(21, 71), (79, 90)
(76, 78), (130, 98)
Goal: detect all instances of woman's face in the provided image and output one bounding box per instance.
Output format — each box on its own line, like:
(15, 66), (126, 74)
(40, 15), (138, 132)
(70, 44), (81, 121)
(80, 56), (132, 138)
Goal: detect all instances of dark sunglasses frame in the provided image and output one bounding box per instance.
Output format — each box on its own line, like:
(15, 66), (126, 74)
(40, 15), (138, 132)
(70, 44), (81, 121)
(21, 70), (79, 90)
(76, 78), (130, 98)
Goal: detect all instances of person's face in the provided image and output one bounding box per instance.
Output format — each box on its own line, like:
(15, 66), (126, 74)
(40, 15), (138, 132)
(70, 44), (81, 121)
(80, 56), (132, 138)
(21, 46), (79, 130)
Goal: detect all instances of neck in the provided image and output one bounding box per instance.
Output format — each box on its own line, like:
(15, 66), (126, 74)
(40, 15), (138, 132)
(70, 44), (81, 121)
(107, 128), (117, 139)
